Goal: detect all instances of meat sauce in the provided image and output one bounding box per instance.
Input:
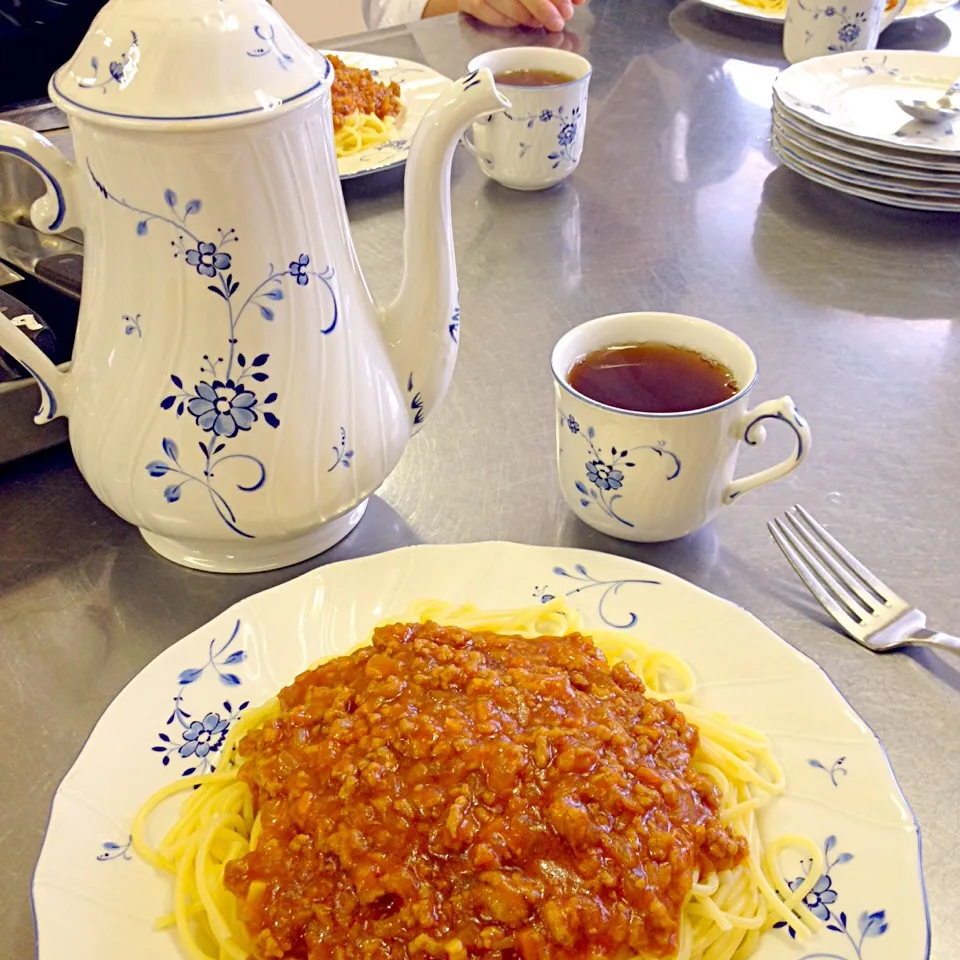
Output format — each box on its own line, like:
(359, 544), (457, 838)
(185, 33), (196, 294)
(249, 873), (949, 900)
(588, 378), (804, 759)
(223, 623), (747, 960)
(328, 54), (401, 132)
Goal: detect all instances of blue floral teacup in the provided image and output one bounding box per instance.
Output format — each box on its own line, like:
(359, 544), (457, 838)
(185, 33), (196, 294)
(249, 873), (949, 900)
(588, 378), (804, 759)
(552, 313), (812, 543)
(784, 0), (905, 64)
(463, 47), (590, 191)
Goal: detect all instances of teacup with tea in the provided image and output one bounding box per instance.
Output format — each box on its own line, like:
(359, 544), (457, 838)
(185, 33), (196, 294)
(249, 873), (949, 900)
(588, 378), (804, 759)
(552, 312), (811, 542)
(464, 47), (591, 191)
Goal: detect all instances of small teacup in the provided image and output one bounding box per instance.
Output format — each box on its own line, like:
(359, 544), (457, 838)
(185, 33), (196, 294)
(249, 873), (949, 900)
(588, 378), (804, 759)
(552, 313), (812, 543)
(463, 47), (591, 191)
(784, 0), (905, 64)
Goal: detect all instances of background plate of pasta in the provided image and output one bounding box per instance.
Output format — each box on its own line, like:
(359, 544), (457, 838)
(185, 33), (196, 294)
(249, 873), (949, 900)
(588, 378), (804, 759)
(32, 543), (928, 960)
(324, 50), (451, 180)
(696, 0), (955, 23)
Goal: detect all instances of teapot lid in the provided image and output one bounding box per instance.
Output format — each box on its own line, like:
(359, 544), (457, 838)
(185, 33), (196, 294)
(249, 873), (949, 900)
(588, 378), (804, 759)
(50, 0), (331, 126)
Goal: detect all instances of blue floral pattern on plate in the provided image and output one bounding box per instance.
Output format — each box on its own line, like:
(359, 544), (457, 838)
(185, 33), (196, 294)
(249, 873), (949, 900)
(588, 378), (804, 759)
(774, 835), (889, 959)
(849, 54), (900, 78)
(780, 91), (831, 116)
(539, 564), (660, 629)
(150, 619), (249, 776)
(562, 414), (680, 528)
(809, 756), (848, 787)
(88, 164), (338, 539)
(96, 837), (132, 862)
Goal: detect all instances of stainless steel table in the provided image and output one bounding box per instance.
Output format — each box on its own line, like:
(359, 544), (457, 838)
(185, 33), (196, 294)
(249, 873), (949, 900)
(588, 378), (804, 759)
(3, 3), (960, 956)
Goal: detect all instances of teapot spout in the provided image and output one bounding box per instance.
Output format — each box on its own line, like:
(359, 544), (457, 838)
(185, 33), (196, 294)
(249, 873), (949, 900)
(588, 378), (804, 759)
(383, 69), (508, 432)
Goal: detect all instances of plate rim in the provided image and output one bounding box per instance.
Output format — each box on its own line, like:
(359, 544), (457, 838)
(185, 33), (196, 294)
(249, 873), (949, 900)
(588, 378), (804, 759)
(774, 132), (960, 210)
(774, 97), (960, 171)
(696, 0), (954, 22)
(30, 540), (932, 960)
(774, 50), (960, 158)
(774, 120), (960, 195)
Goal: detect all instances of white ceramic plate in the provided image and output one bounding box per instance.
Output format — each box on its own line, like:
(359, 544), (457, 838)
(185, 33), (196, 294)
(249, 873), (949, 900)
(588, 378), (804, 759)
(774, 97), (960, 172)
(326, 51), (451, 180)
(697, 0), (954, 23)
(774, 132), (960, 209)
(775, 51), (960, 156)
(32, 543), (929, 960)
(774, 117), (960, 195)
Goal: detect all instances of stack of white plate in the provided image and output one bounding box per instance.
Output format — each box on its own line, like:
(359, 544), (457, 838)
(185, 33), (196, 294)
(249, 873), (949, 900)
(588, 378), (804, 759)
(772, 51), (960, 212)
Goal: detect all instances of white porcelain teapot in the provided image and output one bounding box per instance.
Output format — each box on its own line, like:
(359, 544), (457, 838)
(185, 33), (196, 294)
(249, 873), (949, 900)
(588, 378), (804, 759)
(0, 0), (506, 572)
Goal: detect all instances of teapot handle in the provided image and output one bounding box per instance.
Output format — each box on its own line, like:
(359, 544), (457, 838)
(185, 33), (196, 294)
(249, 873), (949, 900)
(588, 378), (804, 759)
(0, 121), (79, 422)
(0, 122), (79, 233)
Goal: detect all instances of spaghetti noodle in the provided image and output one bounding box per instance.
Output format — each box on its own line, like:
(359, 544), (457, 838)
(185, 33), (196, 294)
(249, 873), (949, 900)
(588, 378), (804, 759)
(329, 54), (402, 159)
(132, 600), (823, 960)
(736, 0), (900, 14)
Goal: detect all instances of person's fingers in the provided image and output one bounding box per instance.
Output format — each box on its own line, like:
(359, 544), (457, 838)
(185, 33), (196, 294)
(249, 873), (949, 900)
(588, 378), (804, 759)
(459, 0), (522, 27)
(516, 0), (569, 30)
(460, 0), (578, 33)
(481, 0), (546, 27)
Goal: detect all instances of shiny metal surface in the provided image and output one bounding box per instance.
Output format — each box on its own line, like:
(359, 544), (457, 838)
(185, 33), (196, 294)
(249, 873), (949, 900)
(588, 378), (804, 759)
(3, 4), (960, 957)
(0, 262), (23, 287)
(0, 222), (83, 283)
(0, 219), (80, 466)
(896, 71), (960, 123)
(897, 94), (960, 123)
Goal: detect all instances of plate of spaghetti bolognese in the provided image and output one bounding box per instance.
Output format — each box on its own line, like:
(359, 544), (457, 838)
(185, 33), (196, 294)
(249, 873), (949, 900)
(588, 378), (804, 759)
(326, 51), (450, 179)
(696, 0), (954, 23)
(32, 542), (928, 960)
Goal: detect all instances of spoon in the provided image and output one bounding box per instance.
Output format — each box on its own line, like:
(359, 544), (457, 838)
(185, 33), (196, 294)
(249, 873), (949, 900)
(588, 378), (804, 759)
(897, 80), (960, 123)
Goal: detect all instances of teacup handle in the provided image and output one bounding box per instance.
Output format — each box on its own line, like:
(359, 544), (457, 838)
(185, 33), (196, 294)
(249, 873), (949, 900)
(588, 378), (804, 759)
(723, 397), (811, 504)
(881, 0), (907, 30)
(459, 116), (495, 167)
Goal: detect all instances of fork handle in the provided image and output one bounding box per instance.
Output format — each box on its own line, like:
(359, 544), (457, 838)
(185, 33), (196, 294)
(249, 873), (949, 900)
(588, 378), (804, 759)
(909, 629), (960, 655)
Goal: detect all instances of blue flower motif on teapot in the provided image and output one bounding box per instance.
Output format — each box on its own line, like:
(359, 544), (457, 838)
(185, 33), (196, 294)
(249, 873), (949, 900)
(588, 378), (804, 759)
(187, 381), (259, 438)
(89, 164), (340, 539)
(185, 242), (231, 278)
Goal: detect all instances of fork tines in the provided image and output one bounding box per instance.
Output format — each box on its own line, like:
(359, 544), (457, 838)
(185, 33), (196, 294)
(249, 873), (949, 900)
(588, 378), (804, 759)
(768, 505), (902, 635)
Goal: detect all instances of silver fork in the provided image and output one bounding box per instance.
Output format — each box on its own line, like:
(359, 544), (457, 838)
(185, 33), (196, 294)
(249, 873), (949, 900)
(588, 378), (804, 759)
(769, 505), (960, 656)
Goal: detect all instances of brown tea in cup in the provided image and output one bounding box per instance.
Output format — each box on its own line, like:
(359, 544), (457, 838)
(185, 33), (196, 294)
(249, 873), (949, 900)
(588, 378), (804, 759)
(493, 69), (576, 87)
(567, 342), (738, 414)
